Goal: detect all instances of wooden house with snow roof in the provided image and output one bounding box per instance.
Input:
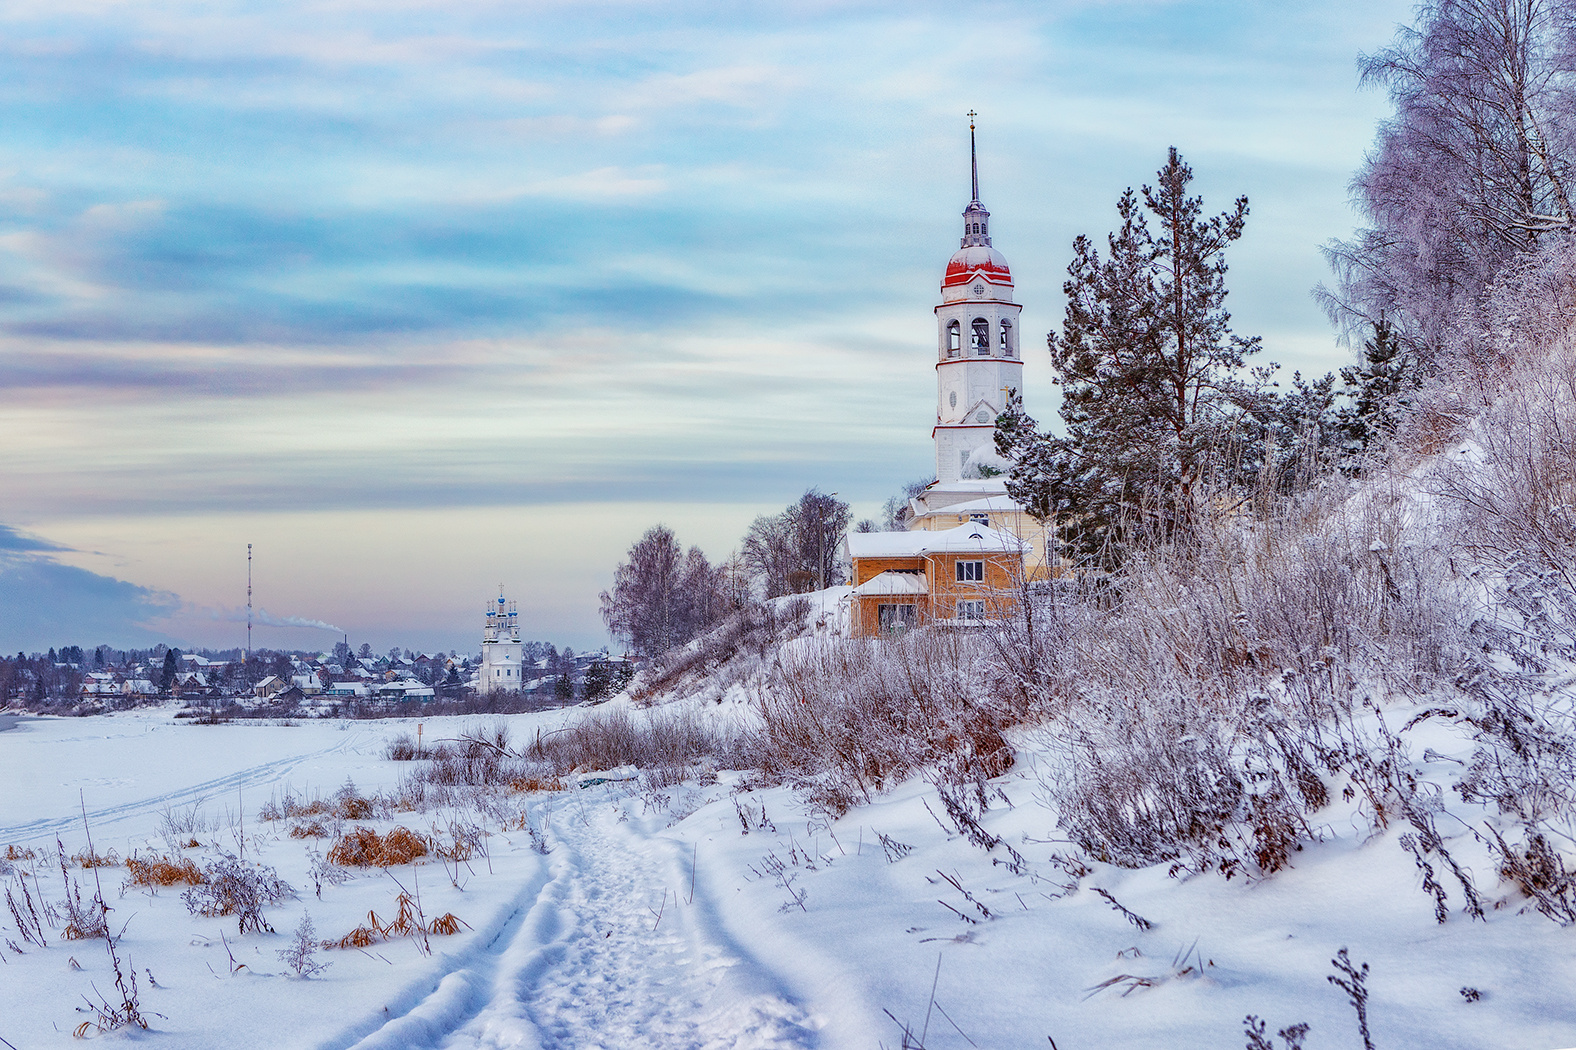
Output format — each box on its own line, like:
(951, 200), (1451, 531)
(843, 522), (1026, 637)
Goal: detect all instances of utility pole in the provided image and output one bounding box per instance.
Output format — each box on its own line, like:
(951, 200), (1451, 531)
(246, 543), (253, 669)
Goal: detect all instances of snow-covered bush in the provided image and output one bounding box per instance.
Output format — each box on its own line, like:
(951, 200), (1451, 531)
(634, 596), (811, 703)
(181, 852), (294, 934)
(757, 630), (1015, 814)
(1426, 297), (1576, 919)
(1003, 464), (1468, 877)
(525, 702), (752, 781)
(277, 912), (329, 978)
(1439, 336), (1576, 664)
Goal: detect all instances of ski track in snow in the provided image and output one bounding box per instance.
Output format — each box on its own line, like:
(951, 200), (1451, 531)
(0, 729), (371, 843)
(341, 794), (819, 1050)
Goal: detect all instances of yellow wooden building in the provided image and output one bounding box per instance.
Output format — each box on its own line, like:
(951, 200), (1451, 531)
(843, 522), (1027, 637)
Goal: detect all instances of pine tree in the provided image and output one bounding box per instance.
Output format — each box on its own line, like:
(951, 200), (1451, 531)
(1338, 316), (1420, 465)
(160, 649), (180, 693)
(997, 148), (1264, 562)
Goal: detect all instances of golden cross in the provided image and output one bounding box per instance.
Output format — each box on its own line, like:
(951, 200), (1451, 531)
(968, 109), (977, 130)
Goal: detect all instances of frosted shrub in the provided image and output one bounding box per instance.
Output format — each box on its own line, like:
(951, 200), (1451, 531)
(1433, 332), (1576, 920)
(1005, 469), (1464, 877)
(277, 913), (329, 978)
(1041, 688), (1322, 877)
(524, 703), (750, 780)
(758, 630), (1014, 814)
(181, 852), (294, 934)
(635, 597), (811, 702)
(1440, 337), (1576, 663)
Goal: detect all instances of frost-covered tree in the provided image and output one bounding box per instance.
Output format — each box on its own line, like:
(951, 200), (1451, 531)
(740, 512), (795, 598)
(878, 478), (932, 531)
(1320, 0), (1576, 361)
(741, 489), (851, 596)
(996, 148), (1264, 562)
(600, 526), (724, 657)
(1338, 316), (1423, 463)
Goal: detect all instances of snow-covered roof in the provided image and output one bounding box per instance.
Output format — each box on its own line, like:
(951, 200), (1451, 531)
(925, 477), (1007, 494)
(850, 571), (927, 597)
(846, 522), (1026, 559)
(915, 495), (1021, 516)
(942, 244), (1012, 288)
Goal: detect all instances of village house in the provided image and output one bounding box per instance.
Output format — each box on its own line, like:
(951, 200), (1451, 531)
(844, 521), (1026, 637)
(79, 671), (121, 698)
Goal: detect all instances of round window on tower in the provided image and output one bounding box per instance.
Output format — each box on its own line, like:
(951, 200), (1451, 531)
(976, 410), (989, 423)
(972, 283), (984, 297)
(949, 391), (957, 408)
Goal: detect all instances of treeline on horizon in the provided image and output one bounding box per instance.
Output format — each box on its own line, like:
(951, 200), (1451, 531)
(0, 636), (590, 707)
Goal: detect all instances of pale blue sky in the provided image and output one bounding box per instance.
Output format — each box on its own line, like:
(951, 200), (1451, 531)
(0, 0), (1411, 654)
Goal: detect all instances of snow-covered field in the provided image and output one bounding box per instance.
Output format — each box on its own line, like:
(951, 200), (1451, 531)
(3, 705), (1576, 1049)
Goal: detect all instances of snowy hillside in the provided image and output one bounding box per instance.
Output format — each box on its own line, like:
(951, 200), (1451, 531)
(2, 683), (1575, 1050)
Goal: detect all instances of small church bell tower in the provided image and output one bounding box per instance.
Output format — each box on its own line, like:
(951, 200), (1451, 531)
(932, 113), (1024, 483)
(479, 588), (522, 694)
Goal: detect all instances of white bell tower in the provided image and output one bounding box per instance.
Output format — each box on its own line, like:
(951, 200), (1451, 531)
(933, 113), (1024, 483)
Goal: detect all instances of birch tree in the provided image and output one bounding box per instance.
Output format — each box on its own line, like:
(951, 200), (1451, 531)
(1320, 0), (1576, 362)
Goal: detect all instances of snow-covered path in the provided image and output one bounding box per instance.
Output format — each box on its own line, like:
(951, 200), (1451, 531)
(343, 791), (819, 1050)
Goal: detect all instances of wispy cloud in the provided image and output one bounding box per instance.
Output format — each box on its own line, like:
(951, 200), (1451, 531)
(0, 530), (179, 652)
(0, 524), (70, 552)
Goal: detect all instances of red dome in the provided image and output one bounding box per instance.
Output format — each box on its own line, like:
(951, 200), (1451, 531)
(942, 245), (1012, 289)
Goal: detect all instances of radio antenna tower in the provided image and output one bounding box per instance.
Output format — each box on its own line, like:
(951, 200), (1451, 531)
(246, 543), (253, 663)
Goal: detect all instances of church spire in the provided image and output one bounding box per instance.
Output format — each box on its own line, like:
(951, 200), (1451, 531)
(969, 109), (979, 203)
(961, 112), (990, 248)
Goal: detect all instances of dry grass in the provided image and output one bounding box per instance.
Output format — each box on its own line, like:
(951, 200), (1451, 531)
(259, 784), (377, 823)
(758, 630), (1016, 814)
(330, 922), (379, 949)
(289, 819), (329, 839)
(324, 890), (468, 949)
(71, 847), (120, 869)
(507, 775), (564, 794)
(427, 912), (466, 936)
(327, 826), (428, 868)
(524, 704), (751, 784)
(124, 854), (202, 887)
(4, 845), (36, 862)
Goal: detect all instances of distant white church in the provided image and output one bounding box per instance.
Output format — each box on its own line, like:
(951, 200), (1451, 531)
(479, 590), (522, 693)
